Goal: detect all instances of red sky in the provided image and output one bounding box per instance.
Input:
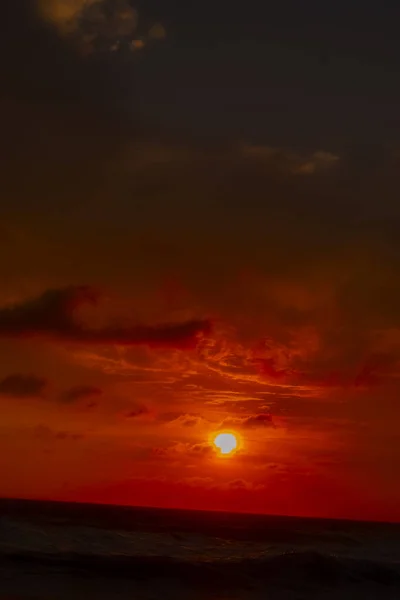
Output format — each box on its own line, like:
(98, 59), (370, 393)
(1, 228), (399, 522)
(1, 0), (400, 522)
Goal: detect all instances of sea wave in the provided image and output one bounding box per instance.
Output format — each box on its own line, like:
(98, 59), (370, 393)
(1, 503), (400, 595)
(1, 548), (400, 590)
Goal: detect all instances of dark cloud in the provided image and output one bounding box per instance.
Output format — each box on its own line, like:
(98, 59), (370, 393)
(124, 405), (150, 418)
(61, 385), (103, 404)
(0, 286), (211, 348)
(221, 413), (275, 430)
(0, 374), (47, 398)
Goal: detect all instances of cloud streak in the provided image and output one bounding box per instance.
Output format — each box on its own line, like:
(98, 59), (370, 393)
(0, 287), (211, 349)
(0, 374), (47, 398)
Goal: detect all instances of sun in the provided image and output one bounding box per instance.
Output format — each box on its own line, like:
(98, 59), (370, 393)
(213, 432), (238, 456)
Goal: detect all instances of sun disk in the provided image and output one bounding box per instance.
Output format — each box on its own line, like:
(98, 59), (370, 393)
(213, 432), (238, 455)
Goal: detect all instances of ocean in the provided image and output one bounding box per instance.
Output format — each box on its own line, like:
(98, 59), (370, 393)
(0, 499), (400, 599)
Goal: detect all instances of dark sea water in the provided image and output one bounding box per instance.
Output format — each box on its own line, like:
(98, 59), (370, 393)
(1, 499), (400, 599)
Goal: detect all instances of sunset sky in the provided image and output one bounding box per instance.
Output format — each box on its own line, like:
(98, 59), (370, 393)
(1, 0), (400, 521)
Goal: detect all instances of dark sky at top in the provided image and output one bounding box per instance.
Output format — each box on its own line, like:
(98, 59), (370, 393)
(1, 0), (400, 254)
(136, 0), (400, 147)
(1, 0), (400, 277)
(4, 1), (400, 148)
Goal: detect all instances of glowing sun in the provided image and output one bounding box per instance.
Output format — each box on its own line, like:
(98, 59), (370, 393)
(213, 433), (238, 456)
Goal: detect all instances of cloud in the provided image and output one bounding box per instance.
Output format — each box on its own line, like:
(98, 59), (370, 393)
(0, 286), (211, 348)
(224, 478), (265, 491)
(294, 151), (340, 175)
(38, 0), (99, 28)
(241, 144), (339, 175)
(148, 23), (167, 41)
(124, 405), (150, 418)
(254, 358), (293, 380)
(153, 441), (214, 458)
(182, 442), (214, 456)
(38, 0), (137, 36)
(34, 425), (83, 441)
(37, 0), (164, 52)
(61, 385), (103, 404)
(220, 413), (275, 430)
(166, 413), (208, 427)
(0, 374), (47, 398)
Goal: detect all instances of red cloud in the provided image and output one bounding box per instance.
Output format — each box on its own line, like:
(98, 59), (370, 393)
(220, 413), (275, 430)
(256, 358), (289, 379)
(0, 286), (211, 348)
(60, 385), (103, 403)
